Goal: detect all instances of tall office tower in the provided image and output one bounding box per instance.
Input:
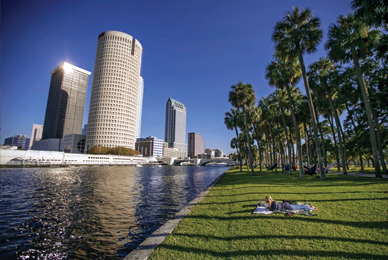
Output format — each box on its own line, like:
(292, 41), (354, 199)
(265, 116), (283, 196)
(29, 124), (43, 149)
(86, 31), (143, 150)
(187, 132), (205, 158)
(42, 62), (91, 140)
(165, 98), (187, 151)
(135, 76), (144, 139)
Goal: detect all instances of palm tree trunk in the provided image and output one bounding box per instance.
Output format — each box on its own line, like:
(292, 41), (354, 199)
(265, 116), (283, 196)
(243, 107), (254, 176)
(290, 124), (296, 171)
(303, 122), (310, 165)
(281, 107), (293, 175)
(314, 105), (327, 167)
(253, 125), (263, 172)
(372, 109), (387, 174)
(234, 127), (243, 172)
(275, 119), (284, 172)
(328, 116), (340, 172)
(345, 103), (364, 171)
(285, 84), (303, 177)
(296, 48), (325, 180)
(328, 96), (347, 174)
(351, 48), (381, 178)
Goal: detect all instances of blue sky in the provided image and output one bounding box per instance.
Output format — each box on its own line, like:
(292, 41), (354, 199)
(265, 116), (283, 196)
(1, 0), (352, 154)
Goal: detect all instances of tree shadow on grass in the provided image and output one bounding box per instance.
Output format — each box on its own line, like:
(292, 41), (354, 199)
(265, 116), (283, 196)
(171, 233), (388, 246)
(206, 190), (388, 198)
(184, 214), (388, 229)
(155, 244), (388, 259)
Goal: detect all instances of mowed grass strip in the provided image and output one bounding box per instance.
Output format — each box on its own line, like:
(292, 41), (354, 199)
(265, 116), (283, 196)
(149, 167), (388, 260)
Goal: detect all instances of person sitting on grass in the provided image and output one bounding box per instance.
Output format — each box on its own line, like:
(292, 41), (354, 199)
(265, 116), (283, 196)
(265, 196), (319, 211)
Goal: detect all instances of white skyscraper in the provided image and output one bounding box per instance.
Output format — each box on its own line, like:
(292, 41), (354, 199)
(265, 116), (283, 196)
(136, 76), (144, 139)
(86, 31), (143, 150)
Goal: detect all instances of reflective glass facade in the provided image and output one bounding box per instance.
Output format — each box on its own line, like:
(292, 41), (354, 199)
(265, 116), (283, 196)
(165, 98), (187, 151)
(42, 62), (91, 140)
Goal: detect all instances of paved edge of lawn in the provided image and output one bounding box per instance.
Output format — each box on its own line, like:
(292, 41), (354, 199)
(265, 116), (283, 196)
(123, 170), (228, 260)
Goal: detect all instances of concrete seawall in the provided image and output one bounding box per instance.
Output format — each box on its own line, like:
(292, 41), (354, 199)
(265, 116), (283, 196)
(124, 170), (227, 260)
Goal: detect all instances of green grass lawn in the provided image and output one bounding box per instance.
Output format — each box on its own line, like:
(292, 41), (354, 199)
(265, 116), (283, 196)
(150, 167), (388, 260)
(327, 165), (383, 174)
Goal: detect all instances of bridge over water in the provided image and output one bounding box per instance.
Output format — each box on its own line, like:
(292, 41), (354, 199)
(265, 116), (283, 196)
(158, 158), (235, 166)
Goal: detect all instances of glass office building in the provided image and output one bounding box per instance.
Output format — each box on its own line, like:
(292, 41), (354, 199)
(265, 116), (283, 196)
(164, 98), (187, 151)
(42, 62), (91, 140)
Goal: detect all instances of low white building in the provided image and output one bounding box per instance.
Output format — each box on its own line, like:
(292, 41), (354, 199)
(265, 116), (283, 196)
(0, 149), (151, 166)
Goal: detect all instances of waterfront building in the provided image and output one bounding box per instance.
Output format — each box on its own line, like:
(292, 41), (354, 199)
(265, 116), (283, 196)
(42, 62), (91, 140)
(4, 135), (30, 150)
(0, 149), (150, 166)
(86, 31), (143, 151)
(29, 124), (43, 149)
(62, 134), (86, 153)
(135, 136), (163, 157)
(187, 132), (205, 158)
(82, 124), (87, 135)
(32, 138), (62, 151)
(135, 76), (144, 139)
(214, 149), (223, 158)
(164, 98), (187, 151)
(163, 142), (187, 159)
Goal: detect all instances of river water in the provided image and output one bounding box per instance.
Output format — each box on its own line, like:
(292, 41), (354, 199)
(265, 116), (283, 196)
(0, 165), (227, 259)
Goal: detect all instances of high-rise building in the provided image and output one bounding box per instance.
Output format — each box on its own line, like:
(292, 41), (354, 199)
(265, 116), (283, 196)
(136, 76), (144, 139)
(86, 31), (143, 150)
(42, 62), (91, 140)
(4, 135), (30, 150)
(135, 136), (163, 157)
(29, 124), (43, 149)
(187, 132), (205, 158)
(164, 98), (187, 151)
(82, 124), (87, 135)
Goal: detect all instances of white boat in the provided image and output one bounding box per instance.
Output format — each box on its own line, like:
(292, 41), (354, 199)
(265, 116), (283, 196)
(136, 164), (143, 167)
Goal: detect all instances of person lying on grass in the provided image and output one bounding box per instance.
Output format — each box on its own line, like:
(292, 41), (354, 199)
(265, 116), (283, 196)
(265, 196), (319, 211)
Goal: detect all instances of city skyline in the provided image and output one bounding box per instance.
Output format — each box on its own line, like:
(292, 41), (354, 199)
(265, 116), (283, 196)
(1, 0), (352, 154)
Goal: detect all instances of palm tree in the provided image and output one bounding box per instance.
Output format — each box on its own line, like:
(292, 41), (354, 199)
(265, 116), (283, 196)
(225, 109), (243, 172)
(273, 6), (325, 179)
(274, 89), (293, 174)
(308, 58), (347, 174)
(265, 54), (304, 177)
(325, 14), (382, 177)
(351, 0), (388, 29)
(229, 81), (256, 175)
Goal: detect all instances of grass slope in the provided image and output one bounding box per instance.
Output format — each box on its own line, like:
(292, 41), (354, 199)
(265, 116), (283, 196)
(150, 168), (388, 260)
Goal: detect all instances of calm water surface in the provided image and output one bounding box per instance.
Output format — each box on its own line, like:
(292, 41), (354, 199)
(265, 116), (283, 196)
(0, 165), (227, 259)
